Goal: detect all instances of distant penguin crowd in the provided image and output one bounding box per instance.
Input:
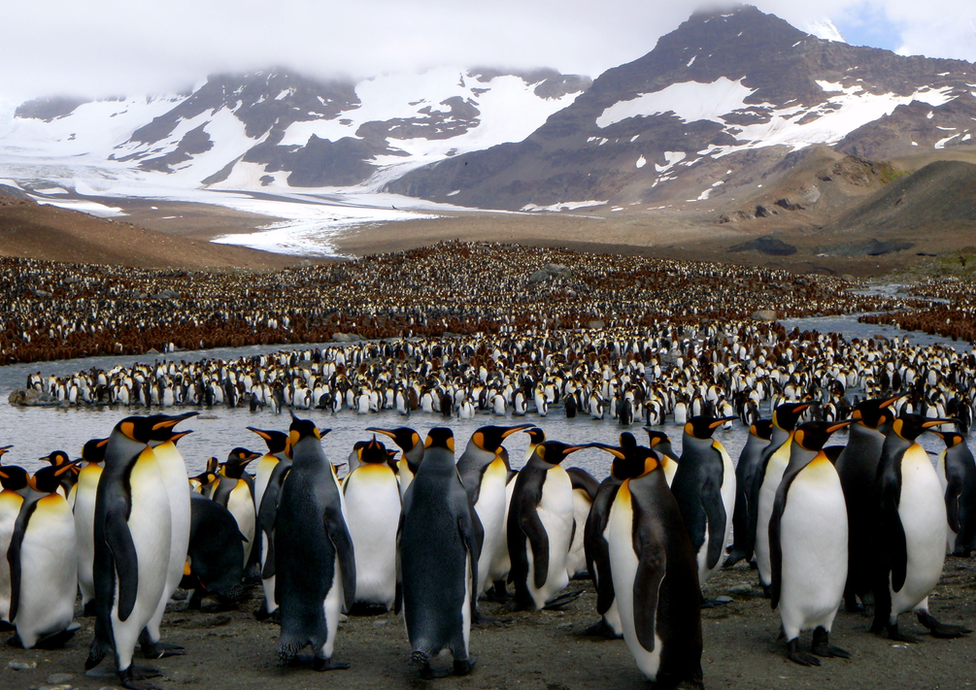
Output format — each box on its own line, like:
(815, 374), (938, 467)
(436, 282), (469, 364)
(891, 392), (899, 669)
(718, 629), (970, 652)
(1, 398), (974, 689)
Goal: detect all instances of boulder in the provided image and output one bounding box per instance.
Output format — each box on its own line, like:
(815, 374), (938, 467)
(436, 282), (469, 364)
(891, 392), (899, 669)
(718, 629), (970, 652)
(751, 309), (778, 322)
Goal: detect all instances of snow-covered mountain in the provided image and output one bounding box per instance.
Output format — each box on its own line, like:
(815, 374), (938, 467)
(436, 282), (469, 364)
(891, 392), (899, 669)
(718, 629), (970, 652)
(0, 67), (589, 196)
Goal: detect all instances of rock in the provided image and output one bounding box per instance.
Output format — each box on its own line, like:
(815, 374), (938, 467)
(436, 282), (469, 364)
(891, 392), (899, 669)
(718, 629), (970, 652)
(9, 661), (38, 670)
(47, 674), (75, 684)
(152, 288), (181, 300)
(841, 274), (857, 283)
(8, 388), (59, 407)
(751, 309), (778, 322)
(544, 263), (573, 280)
(730, 235), (797, 256)
(587, 320), (606, 330)
(37, 685), (72, 690)
(332, 332), (352, 342)
(528, 270), (550, 283)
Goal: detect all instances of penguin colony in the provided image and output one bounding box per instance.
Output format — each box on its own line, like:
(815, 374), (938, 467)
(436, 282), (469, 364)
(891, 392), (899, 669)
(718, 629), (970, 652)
(1, 402), (975, 689)
(0, 241), (906, 366)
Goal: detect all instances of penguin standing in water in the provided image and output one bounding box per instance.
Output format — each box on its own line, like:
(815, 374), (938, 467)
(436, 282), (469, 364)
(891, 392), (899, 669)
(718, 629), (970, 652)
(249, 427), (291, 621)
(725, 419), (772, 567)
(275, 416), (356, 671)
(0, 451), (27, 630)
(834, 395), (902, 610)
(753, 402), (812, 594)
(399, 427), (478, 679)
(86, 416), (174, 690)
(139, 413), (196, 660)
(933, 429), (976, 556)
(565, 467), (599, 580)
(871, 415), (972, 642)
(507, 440), (588, 610)
(7, 463), (81, 649)
(212, 447), (261, 569)
(670, 415), (737, 593)
(769, 421), (852, 666)
(456, 424), (534, 595)
(342, 436), (401, 611)
(74, 437), (108, 615)
(366, 426), (424, 500)
(591, 435), (704, 688)
(641, 428), (679, 485)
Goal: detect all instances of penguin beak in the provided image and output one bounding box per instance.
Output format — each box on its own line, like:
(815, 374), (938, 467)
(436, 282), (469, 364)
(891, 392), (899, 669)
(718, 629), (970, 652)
(247, 427), (273, 441)
(168, 430), (193, 443)
(922, 418), (957, 429)
(501, 424), (535, 438)
(826, 420), (853, 434)
(54, 459), (83, 476)
(881, 394), (906, 408)
(708, 416), (738, 429)
(589, 443), (625, 459)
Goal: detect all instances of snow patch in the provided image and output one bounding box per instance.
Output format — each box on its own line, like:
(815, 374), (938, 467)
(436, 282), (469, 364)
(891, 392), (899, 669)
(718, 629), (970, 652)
(636, 155), (647, 169)
(654, 151), (686, 173)
(31, 196), (126, 217)
(521, 200), (607, 212)
(596, 78), (756, 128)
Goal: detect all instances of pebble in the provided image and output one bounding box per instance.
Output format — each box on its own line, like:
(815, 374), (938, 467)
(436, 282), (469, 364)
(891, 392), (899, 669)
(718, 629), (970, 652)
(713, 596), (734, 604)
(728, 584), (756, 595)
(9, 661), (38, 670)
(47, 674), (75, 684)
(36, 685), (72, 690)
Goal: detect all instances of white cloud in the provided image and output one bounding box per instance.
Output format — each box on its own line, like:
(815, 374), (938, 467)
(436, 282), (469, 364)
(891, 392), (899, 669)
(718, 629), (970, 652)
(0, 1), (974, 102)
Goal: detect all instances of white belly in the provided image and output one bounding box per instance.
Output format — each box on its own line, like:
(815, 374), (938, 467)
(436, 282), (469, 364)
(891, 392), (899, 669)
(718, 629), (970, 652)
(488, 477), (517, 583)
(0, 492), (24, 621)
(756, 442), (790, 586)
(73, 465), (102, 605)
(344, 465), (401, 608)
(527, 467), (573, 608)
(227, 481), (256, 567)
(778, 459), (848, 640)
(891, 447), (947, 616)
(474, 460), (510, 592)
(566, 489), (592, 579)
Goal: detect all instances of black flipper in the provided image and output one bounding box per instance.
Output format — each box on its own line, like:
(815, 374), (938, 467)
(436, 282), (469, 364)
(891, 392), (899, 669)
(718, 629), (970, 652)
(701, 472), (727, 572)
(880, 465), (908, 593)
(324, 505), (357, 612)
(945, 475), (962, 535)
(105, 503), (140, 621)
(632, 533), (666, 653)
(6, 499), (39, 622)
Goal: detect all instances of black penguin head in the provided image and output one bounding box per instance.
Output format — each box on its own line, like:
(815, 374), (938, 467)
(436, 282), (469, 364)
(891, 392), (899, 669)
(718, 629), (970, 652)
(145, 412), (198, 444)
(222, 448), (261, 477)
(424, 427), (455, 454)
(641, 427), (671, 449)
(288, 414), (330, 451)
(366, 426), (422, 453)
(771, 402), (812, 432)
(619, 432), (638, 450)
(115, 415), (163, 444)
(592, 442), (660, 480)
(892, 414), (955, 442)
(750, 419), (773, 441)
(246, 427), (289, 454)
(470, 424), (535, 453)
(0, 445), (11, 460)
(932, 430), (966, 449)
(40, 450), (73, 468)
(358, 436), (391, 465)
(851, 394), (903, 429)
(29, 462), (78, 493)
(81, 438), (108, 464)
(0, 464), (29, 492)
(684, 415), (736, 440)
(793, 420), (852, 452)
(523, 427), (546, 445)
(533, 441), (587, 467)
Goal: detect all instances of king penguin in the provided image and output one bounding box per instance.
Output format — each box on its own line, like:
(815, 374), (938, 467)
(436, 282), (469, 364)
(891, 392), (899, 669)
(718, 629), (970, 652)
(7, 464), (81, 649)
(670, 415), (738, 592)
(343, 435), (401, 611)
(507, 439), (587, 610)
(725, 418), (772, 567)
(86, 415), (174, 690)
(74, 437), (108, 616)
(565, 466), (599, 580)
(1, 460), (29, 630)
(212, 447), (261, 569)
(933, 429), (976, 556)
(249, 426), (291, 621)
(456, 423), (534, 596)
(181, 492), (245, 610)
(871, 415), (972, 642)
(641, 428), (680, 485)
(366, 426), (424, 500)
(753, 402), (812, 594)
(399, 427), (478, 679)
(834, 394), (902, 611)
(769, 421), (852, 666)
(591, 435), (704, 688)
(275, 416), (356, 671)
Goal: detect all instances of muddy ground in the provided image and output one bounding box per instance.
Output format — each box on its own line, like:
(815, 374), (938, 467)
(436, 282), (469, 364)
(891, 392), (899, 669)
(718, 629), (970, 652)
(2, 556), (974, 690)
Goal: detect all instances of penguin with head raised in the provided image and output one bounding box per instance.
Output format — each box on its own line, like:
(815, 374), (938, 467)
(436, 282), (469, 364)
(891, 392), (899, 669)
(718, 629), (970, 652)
(507, 439), (588, 611)
(769, 421), (852, 666)
(834, 394), (902, 611)
(7, 463), (81, 649)
(871, 415), (972, 642)
(456, 424), (534, 597)
(591, 435), (704, 688)
(86, 415), (174, 690)
(399, 427), (478, 679)
(138, 412), (196, 660)
(642, 427), (680, 485)
(212, 446), (261, 570)
(366, 426), (423, 500)
(670, 415), (738, 593)
(725, 419), (772, 567)
(0, 456), (29, 630)
(753, 402), (812, 594)
(933, 429), (976, 556)
(342, 435), (401, 612)
(74, 437), (108, 616)
(39, 450), (78, 502)
(275, 415), (355, 671)
(249, 426), (291, 621)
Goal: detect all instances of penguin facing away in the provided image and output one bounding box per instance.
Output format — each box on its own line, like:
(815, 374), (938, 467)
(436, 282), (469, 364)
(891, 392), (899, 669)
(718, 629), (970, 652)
(398, 427), (479, 679)
(591, 436), (704, 688)
(933, 430), (976, 556)
(86, 415), (174, 690)
(871, 415), (972, 642)
(366, 426), (424, 500)
(769, 421), (852, 666)
(181, 492), (245, 609)
(7, 463), (81, 649)
(726, 418), (772, 566)
(275, 416), (356, 671)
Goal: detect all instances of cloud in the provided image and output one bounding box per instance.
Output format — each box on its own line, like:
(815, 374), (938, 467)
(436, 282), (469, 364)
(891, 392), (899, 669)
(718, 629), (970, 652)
(1, 1), (974, 102)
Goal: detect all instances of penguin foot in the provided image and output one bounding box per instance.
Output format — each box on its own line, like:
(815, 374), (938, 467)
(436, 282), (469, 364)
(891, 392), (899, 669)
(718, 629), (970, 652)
(915, 610), (972, 638)
(33, 623), (81, 650)
(128, 665), (163, 680)
(412, 650), (448, 679)
(141, 640), (185, 659)
(543, 590), (584, 611)
(119, 666), (162, 690)
(811, 628), (850, 659)
(472, 609), (510, 627)
(85, 639), (108, 670)
(581, 618), (623, 639)
(786, 640), (821, 667)
(483, 582), (511, 604)
(453, 657), (476, 676)
(0, 620), (13, 633)
(254, 603), (273, 621)
(6, 632), (23, 647)
(760, 583), (771, 598)
(723, 548), (747, 568)
(885, 623), (919, 644)
(312, 656), (350, 671)
(501, 596), (535, 613)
